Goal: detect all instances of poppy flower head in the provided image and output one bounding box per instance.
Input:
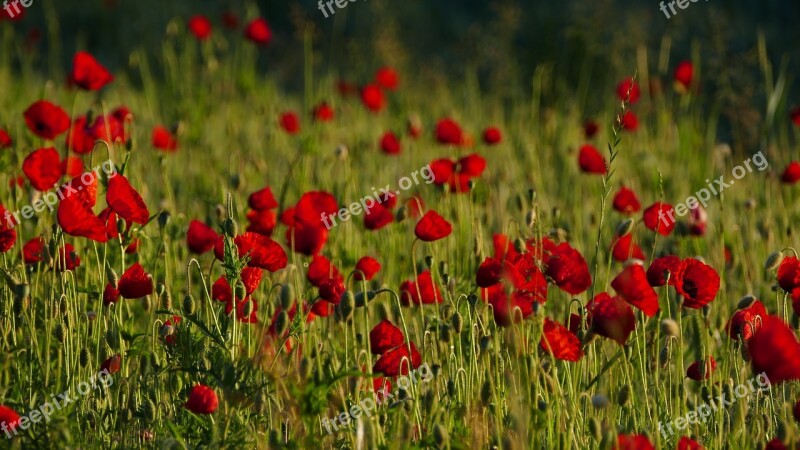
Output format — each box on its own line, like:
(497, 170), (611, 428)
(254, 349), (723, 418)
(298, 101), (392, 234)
(646, 255), (682, 287)
(540, 318), (584, 362)
(185, 384), (218, 414)
(107, 175), (150, 225)
(312, 102), (335, 122)
(611, 263), (659, 317)
(544, 243), (592, 295)
(187, 220), (219, 254)
(23, 147), (62, 191)
(578, 144), (607, 174)
(435, 118), (465, 146)
(778, 257), (800, 292)
(373, 342), (422, 377)
(0, 129), (12, 148)
(616, 77), (641, 103)
(280, 112), (300, 135)
(584, 120), (599, 138)
(369, 320), (405, 355)
(354, 256), (381, 281)
(676, 436), (704, 450)
(674, 60), (694, 91)
(58, 195), (108, 243)
(400, 270), (442, 305)
(613, 186), (641, 214)
(118, 263), (153, 299)
(686, 356), (717, 380)
(244, 17), (271, 45)
(476, 257), (503, 288)
(375, 67), (399, 91)
(414, 210), (452, 242)
(586, 292), (635, 345)
(100, 354), (122, 374)
(188, 15), (213, 40)
(749, 315), (800, 384)
(24, 100), (70, 140)
(672, 258), (720, 309)
(782, 162), (800, 184)
(0, 405), (20, 431)
(361, 84), (386, 112)
(482, 127), (502, 145)
(620, 111), (639, 131)
(69, 51), (114, 91)
(380, 131), (401, 155)
(643, 202), (676, 236)
(726, 299), (767, 341)
(615, 434), (655, 450)
(152, 125), (178, 151)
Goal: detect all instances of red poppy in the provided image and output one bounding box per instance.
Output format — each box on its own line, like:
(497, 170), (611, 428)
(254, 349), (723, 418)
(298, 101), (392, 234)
(61, 157), (84, 179)
(674, 61), (694, 90)
(373, 342), (422, 377)
(544, 243), (592, 295)
(212, 268), (263, 302)
(611, 263), (659, 317)
(69, 51), (114, 91)
(187, 15), (213, 40)
(360, 84), (386, 112)
(0, 405), (20, 431)
(688, 205), (708, 236)
(187, 220), (219, 254)
(0, 129), (12, 148)
(748, 315), (800, 384)
(778, 256), (800, 292)
(782, 162), (800, 184)
(611, 233), (645, 262)
(672, 258), (720, 309)
(400, 270), (442, 305)
(374, 66), (399, 91)
(304, 255), (339, 289)
(118, 263), (153, 299)
(435, 118), (465, 145)
(429, 153), (486, 193)
(482, 127), (502, 145)
(246, 209), (277, 236)
(100, 354), (121, 374)
(646, 255), (681, 287)
(102, 284), (120, 306)
(540, 318), (583, 362)
(364, 203), (394, 230)
(312, 102), (335, 122)
(616, 77), (641, 103)
(578, 144), (607, 174)
(216, 232), (288, 272)
(726, 299), (767, 342)
(162, 315), (181, 346)
(107, 175), (150, 225)
(22, 147), (62, 191)
(686, 356), (717, 380)
(643, 202), (676, 236)
(613, 186), (641, 214)
(65, 117), (95, 154)
(620, 111), (639, 131)
(586, 292), (635, 345)
(615, 434), (655, 450)
(152, 125), (178, 151)
(483, 276), (547, 327)
(280, 112), (300, 134)
(584, 120), (599, 138)
(354, 256), (381, 281)
(791, 107), (800, 127)
(57, 195), (108, 242)
(24, 100), (70, 140)
(476, 257), (504, 288)
(414, 210), (452, 242)
(676, 436), (704, 450)
(244, 17), (271, 45)
(185, 384), (218, 414)
(248, 186), (278, 211)
(283, 192), (337, 255)
(379, 131), (401, 155)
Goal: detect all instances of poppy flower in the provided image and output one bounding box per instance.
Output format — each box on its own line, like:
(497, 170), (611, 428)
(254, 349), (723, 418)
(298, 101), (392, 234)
(23, 147), (62, 191)
(540, 318), (584, 362)
(686, 356), (717, 380)
(248, 187), (278, 211)
(578, 144), (607, 174)
(672, 258), (720, 309)
(379, 131), (401, 155)
(429, 153), (486, 193)
(791, 107), (800, 127)
(646, 255), (682, 286)
(611, 233), (645, 262)
(100, 354), (122, 374)
(399, 270), (442, 305)
(312, 102), (335, 122)
(162, 315), (181, 346)
(68, 51), (114, 91)
(0, 405), (20, 431)
(643, 202), (676, 236)
(616, 77), (641, 103)
(611, 263), (659, 317)
(688, 204), (708, 236)
(57, 195), (108, 242)
(620, 111), (639, 131)
(584, 120), (599, 138)
(0, 129), (12, 148)
(778, 257), (800, 292)
(676, 436), (704, 450)
(476, 257), (504, 288)
(414, 210), (452, 242)
(185, 384), (218, 414)
(613, 186), (641, 214)
(364, 203), (394, 230)
(482, 278), (547, 327)
(615, 434), (655, 450)
(118, 263), (153, 299)
(65, 117), (95, 154)
(212, 268), (263, 303)
(283, 192), (337, 255)
(435, 118), (465, 145)
(246, 209), (277, 236)
(107, 175), (150, 225)
(244, 17), (271, 45)
(544, 243), (592, 295)
(374, 66), (399, 91)
(404, 195), (425, 219)
(187, 15), (213, 40)
(102, 284), (120, 306)
(373, 342), (422, 377)
(187, 220), (219, 254)
(360, 84), (386, 112)
(216, 232), (288, 272)
(305, 255), (341, 288)
(280, 112), (300, 135)
(749, 315), (800, 384)
(782, 162), (800, 184)
(354, 256), (381, 281)
(482, 127), (502, 145)
(726, 299), (767, 341)
(285, 219), (329, 256)
(24, 100), (70, 139)
(152, 126), (178, 151)
(674, 60), (694, 91)
(586, 292), (635, 345)
(61, 156), (84, 179)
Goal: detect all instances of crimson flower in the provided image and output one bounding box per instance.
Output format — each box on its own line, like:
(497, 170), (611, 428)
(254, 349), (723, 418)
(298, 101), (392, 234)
(429, 153), (486, 193)
(0, 129), (12, 148)
(185, 384), (218, 414)
(369, 320), (422, 376)
(540, 318), (583, 362)
(791, 107), (800, 127)
(646, 255), (682, 286)
(118, 263), (153, 299)
(58, 195), (108, 242)
(69, 51), (114, 91)
(782, 162), (800, 184)
(414, 210), (452, 242)
(584, 120), (599, 138)
(354, 256), (381, 281)
(187, 15), (213, 40)
(616, 77), (641, 103)
(23, 147), (62, 191)
(0, 405), (20, 432)
(380, 131), (401, 155)
(620, 111), (639, 131)
(726, 299), (767, 341)
(107, 175), (150, 225)
(214, 232), (288, 272)
(615, 434), (655, 450)
(611, 263), (659, 317)
(375, 67), (399, 91)
(482, 127), (502, 145)
(244, 18), (271, 45)
(360, 84), (386, 112)
(152, 125), (178, 151)
(578, 144), (607, 174)
(24, 100), (70, 139)
(643, 202), (676, 236)
(674, 60), (694, 91)
(312, 102), (335, 122)
(611, 233), (645, 262)
(748, 315), (800, 384)
(435, 118), (466, 145)
(280, 112), (300, 135)
(672, 258), (720, 309)
(544, 243), (592, 295)
(686, 356), (717, 380)
(677, 436), (704, 450)
(613, 186), (641, 214)
(400, 270), (442, 305)
(586, 292), (635, 345)
(187, 220), (219, 254)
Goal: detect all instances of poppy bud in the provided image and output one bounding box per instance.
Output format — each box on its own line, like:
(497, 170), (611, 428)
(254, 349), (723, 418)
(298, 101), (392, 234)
(234, 281), (246, 301)
(280, 283), (295, 310)
(183, 294), (195, 315)
(452, 312), (463, 334)
(737, 295), (757, 310)
(525, 209), (537, 228)
(241, 299), (254, 318)
(765, 251), (784, 271)
(13, 283), (29, 300)
(155, 282), (166, 297)
(617, 385), (630, 406)
(116, 217), (127, 235)
(106, 265), (119, 288)
(424, 255), (434, 269)
(158, 211), (171, 229)
(79, 348), (90, 368)
(229, 174), (240, 190)
(354, 290), (377, 307)
(588, 417), (602, 441)
(275, 310), (289, 336)
(479, 335), (491, 354)
(659, 342), (671, 368)
(616, 218), (635, 237)
(160, 324), (175, 338)
(467, 293), (478, 307)
(395, 205), (408, 222)
(446, 379), (457, 397)
(433, 424), (448, 449)
(591, 394), (610, 409)
(514, 238), (526, 254)
(480, 379), (492, 405)
(223, 218), (237, 238)
(660, 319), (679, 338)
(537, 399), (548, 412)
(54, 322), (66, 343)
(336, 292), (355, 322)
(335, 144), (348, 160)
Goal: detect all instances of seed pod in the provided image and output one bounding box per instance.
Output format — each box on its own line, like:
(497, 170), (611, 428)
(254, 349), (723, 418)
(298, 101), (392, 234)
(659, 342), (671, 368)
(229, 174), (241, 190)
(617, 385), (630, 406)
(447, 380), (457, 397)
(425, 255), (434, 269)
(616, 218), (635, 237)
(54, 323), (66, 343)
(525, 210), (537, 228)
(183, 294), (196, 315)
(162, 290), (172, 310)
(158, 211), (171, 229)
(737, 295), (757, 309)
(234, 282), (246, 301)
(280, 283), (295, 310)
(660, 319), (680, 338)
(354, 290), (377, 307)
(395, 205), (408, 223)
(241, 299), (255, 318)
(479, 335), (491, 354)
(467, 293), (479, 307)
(337, 291), (355, 322)
(79, 348), (90, 368)
(155, 283), (166, 297)
(480, 379), (492, 405)
(116, 217), (127, 235)
(433, 424), (448, 449)
(452, 312), (463, 334)
(13, 283), (29, 301)
(439, 324), (451, 343)
(275, 310), (290, 336)
(223, 218), (238, 238)
(764, 251), (784, 271)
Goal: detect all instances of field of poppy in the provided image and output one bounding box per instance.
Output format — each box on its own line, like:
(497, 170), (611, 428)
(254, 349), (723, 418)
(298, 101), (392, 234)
(1, 1), (800, 449)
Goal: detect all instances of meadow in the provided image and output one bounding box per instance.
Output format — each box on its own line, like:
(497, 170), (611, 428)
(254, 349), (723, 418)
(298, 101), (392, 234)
(0, 1), (800, 449)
